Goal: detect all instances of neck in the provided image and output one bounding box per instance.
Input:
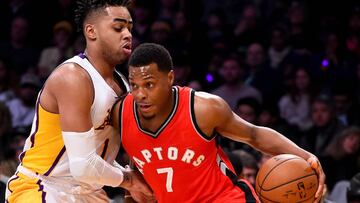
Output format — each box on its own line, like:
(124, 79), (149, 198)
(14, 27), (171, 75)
(84, 48), (115, 79)
(140, 88), (175, 131)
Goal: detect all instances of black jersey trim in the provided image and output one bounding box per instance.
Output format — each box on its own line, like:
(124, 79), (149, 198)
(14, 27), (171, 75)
(117, 97), (126, 143)
(218, 155), (258, 203)
(189, 89), (216, 141)
(133, 86), (179, 138)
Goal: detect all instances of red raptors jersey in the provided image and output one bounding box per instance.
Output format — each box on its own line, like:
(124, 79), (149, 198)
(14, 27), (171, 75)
(121, 86), (259, 203)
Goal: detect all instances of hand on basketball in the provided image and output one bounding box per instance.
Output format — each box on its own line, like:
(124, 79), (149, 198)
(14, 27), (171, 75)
(307, 155), (325, 203)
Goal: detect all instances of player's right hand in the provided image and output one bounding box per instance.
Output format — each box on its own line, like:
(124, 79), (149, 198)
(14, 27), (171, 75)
(307, 155), (326, 203)
(119, 167), (155, 202)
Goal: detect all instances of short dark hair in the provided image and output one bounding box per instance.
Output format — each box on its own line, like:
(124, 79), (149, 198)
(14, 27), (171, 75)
(128, 43), (173, 72)
(75, 0), (131, 32)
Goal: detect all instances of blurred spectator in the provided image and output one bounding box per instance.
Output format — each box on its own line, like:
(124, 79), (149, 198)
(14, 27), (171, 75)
(301, 93), (346, 156)
(188, 80), (203, 91)
(212, 55), (262, 110)
(328, 180), (350, 203)
(72, 34), (86, 55)
(348, 172), (360, 203)
(0, 15), (39, 74)
(52, 0), (76, 22)
(0, 132), (27, 201)
(6, 73), (41, 130)
(258, 103), (300, 144)
(332, 83), (360, 126)
(157, 0), (178, 21)
(132, 0), (154, 43)
(244, 42), (282, 105)
(236, 97), (261, 124)
(232, 149), (259, 187)
(0, 59), (15, 103)
(278, 67), (313, 131)
(0, 102), (12, 139)
(225, 151), (243, 179)
(205, 8), (232, 44)
(224, 97), (262, 152)
(311, 31), (345, 90)
(348, 7), (360, 34)
(286, 1), (313, 51)
(37, 20), (74, 81)
(233, 4), (266, 49)
(0, 0), (33, 41)
(149, 20), (179, 56)
(268, 24), (292, 70)
(320, 126), (360, 191)
(173, 54), (192, 87)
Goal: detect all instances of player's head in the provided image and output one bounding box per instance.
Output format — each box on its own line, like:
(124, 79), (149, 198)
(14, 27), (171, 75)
(128, 43), (174, 119)
(75, 0), (133, 64)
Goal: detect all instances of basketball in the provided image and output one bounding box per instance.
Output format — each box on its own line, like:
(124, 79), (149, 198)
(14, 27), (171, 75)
(255, 154), (318, 203)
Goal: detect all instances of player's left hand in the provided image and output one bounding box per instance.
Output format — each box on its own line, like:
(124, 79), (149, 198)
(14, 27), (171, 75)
(307, 155), (326, 203)
(128, 190), (157, 203)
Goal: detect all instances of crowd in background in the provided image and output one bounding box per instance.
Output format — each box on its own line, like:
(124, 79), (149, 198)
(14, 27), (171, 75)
(0, 0), (360, 202)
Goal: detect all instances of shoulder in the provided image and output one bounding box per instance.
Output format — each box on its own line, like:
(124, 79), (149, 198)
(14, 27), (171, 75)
(194, 91), (231, 118)
(48, 62), (91, 87)
(192, 91), (233, 136)
(45, 62), (93, 98)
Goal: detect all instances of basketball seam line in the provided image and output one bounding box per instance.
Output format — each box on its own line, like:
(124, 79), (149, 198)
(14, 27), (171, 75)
(258, 157), (300, 197)
(261, 173), (317, 191)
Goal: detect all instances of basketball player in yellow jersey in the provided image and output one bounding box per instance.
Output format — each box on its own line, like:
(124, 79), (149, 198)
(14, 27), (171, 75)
(5, 0), (154, 202)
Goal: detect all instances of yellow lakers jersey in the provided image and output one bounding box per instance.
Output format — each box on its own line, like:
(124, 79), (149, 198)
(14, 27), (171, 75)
(19, 53), (128, 189)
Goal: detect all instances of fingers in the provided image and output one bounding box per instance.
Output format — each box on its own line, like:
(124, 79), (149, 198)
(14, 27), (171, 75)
(307, 156), (326, 200)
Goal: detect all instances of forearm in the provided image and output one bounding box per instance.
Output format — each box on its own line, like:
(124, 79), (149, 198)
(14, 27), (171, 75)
(249, 126), (313, 160)
(62, 128), (125, 187)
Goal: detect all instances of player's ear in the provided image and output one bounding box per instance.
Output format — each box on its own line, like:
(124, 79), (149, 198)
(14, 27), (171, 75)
(168, 70), (174, 86)
(84, 23), (96, 40)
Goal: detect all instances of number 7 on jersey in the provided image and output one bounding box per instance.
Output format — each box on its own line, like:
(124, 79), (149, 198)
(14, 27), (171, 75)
(156, 167), (174, 192)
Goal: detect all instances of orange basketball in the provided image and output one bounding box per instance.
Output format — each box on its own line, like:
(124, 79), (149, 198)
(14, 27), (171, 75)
(255, 154), (318, 203)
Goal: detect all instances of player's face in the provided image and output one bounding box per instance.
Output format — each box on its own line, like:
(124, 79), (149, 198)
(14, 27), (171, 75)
(95, 6), (133, 64)
(129, 63), (174, 119)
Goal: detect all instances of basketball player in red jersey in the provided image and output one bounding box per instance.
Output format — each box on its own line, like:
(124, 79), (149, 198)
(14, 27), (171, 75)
(112, 43), (325, 203)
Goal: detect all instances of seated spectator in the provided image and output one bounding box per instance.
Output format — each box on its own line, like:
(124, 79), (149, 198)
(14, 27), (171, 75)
(236, 97), (261, 124)
(301, 93), (345, 156)
(258, 104), (300, 144)
(0, 15), (39, 75)
(232, 149), (259, 187)
(0, 102), (12, 140)
(212, 55), (262, 110)
(37, 20), (74, 81)
(320, 126), (360, 191)
(6, 73), (41, 130)
(278, 67), (313, 131)
(348, 173), (360, 203)
(0, 59), (15, 103)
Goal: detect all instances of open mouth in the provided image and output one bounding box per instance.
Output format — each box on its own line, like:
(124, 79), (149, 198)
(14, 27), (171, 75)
(122, 43), (132, 56)
(138, 103), (151, 112)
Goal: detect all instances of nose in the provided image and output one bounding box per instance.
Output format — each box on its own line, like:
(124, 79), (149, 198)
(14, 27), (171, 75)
(123, 28), (132, 41)
(135, 87), (147, 101)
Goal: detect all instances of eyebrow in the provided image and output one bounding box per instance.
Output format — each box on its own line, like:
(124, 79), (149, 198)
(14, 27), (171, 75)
(113, 18), (133, 24)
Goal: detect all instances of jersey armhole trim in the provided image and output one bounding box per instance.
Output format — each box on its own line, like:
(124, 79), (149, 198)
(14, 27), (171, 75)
(190, 89), (216, 141)
(118, 96), (126, 143)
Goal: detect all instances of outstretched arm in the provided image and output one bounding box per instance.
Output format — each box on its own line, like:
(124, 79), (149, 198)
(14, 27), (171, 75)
(44, 64), (152, 197)
(194, 92), (325, 202)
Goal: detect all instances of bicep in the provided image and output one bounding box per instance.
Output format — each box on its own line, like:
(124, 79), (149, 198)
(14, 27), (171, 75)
(50, 66), (94, 132)
(216, 111), (256, 144)
(210, 97), (255, 144)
